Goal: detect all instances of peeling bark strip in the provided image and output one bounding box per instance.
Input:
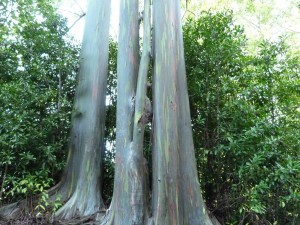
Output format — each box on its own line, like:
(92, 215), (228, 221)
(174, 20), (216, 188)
(152, 0), (215, 224)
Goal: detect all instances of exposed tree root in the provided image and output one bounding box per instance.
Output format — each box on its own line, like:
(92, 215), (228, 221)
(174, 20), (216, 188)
(54, 187), (104, 220)
(54, 212), (100, 225)
(0, 202), (24, 220)
(99, 209), (114, 225)
(0, 178), (73, 221)
(96, 199), (115, 225)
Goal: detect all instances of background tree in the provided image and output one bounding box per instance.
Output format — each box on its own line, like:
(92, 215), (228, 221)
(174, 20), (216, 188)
(186, 0), (300, 52)
(184, 11), (300, 224)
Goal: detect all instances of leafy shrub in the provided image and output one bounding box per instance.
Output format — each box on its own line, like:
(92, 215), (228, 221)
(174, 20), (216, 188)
(184, 11), (300, 224)
(0, 0), (79, 205)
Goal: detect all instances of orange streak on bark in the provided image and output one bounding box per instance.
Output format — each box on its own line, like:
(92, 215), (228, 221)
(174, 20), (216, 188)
(187, 186), (194, 200)
(92, 83), (99, 99)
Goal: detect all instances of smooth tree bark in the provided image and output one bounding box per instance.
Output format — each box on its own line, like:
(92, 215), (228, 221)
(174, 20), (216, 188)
(54, 0), (111, 218)
(101, 0), (151, 224)
(101, 0), (218, 225)
(151, 0), (215, 224)
(0, 0), (111, 220)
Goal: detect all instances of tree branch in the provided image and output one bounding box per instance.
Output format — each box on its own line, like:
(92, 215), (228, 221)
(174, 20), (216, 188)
(67, 13), (86, 32)
(132, 0), (152, 158)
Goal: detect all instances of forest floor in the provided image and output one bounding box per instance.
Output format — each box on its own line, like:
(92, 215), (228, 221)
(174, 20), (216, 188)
(0, 214), (98, 225)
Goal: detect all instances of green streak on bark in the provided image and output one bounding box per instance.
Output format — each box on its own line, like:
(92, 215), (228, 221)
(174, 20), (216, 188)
(152, 0), (216, 224)
(85, 159), (90, 174)
(68, 173), (74, 197)
(132, 0), (151, 156)
(108, 0), (140, 223)
(66, 147), (71, 162)
(54, 0), (111, 218)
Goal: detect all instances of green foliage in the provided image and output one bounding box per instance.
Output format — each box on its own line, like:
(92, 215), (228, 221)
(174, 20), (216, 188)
(6, 170), (52, 198)
(0, 0), (79, 204)
(35, 192), (62, 218)
(103, 39), (118, 205)
(184, 11), (300, 224)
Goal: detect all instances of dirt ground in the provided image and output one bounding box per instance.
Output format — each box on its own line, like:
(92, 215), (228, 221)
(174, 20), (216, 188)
(0, 215), (98, 225)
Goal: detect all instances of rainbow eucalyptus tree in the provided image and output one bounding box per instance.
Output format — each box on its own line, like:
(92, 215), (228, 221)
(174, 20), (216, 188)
(101, 0), (150, 223)
(0, 0), (110, 219)
(151, 0), (214, 224)
(101, 0), (218, 224)
(53, 0), (111, 218)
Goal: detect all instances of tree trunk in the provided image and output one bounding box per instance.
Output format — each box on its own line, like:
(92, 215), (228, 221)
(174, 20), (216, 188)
(101, 0), (152, 224)
(54, 0), (111, 219)
(151, 0), (215, 224)
(101, 0), (218, 225)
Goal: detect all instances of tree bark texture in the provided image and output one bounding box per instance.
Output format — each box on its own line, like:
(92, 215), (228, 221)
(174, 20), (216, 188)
(54, 0), (111, 219)
(103, 0), (217, 225)
(101, 0), (153, 224)
(151, 0), (214, 224)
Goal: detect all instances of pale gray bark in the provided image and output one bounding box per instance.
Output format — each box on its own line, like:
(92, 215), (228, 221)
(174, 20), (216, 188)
(151, 0), (216, 224)
(101, 0), (151, 224)
(54, 0), (111, 219)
